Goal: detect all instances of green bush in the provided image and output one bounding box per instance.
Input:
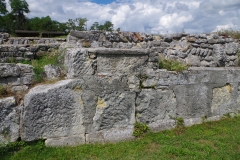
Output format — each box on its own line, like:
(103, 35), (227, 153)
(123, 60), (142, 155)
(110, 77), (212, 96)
(133, 122), (151, 137)
(159, 58), (189, 72)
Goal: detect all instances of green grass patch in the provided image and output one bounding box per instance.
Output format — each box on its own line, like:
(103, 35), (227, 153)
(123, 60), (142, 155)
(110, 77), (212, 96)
(0, 85), (13, 98)
(22, 51), (62, 83)
(53, 35), (67, 39)
(159, 58), (189, 72)
(0, 85), (8, 96)
(133, 122), (152, 138)
(1, 116), (240, 160)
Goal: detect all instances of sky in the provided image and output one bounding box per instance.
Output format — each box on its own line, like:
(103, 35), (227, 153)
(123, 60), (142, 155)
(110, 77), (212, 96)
(6, 0), (240, 34)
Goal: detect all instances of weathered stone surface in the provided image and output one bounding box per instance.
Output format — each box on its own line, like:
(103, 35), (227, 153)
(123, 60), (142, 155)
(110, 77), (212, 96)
(225, 42), (239, 55)
(45, 136), (85, 147)
(174, 84), (211, 118)
(65, 48), (95, 78)
(97, 50), (148, 75)
(211, 84), (236, 116)
(0, 63), (34, 92)
(44, 64), (61, 80)
(0, 63), (20, 77)
(22, 76), (135, 145)
(22, 79), (85, 142)
(0, 97), (20, 142)
(184, 118), (202, 127)
(136, 89), (176, 131)
(185, 55), (201, 66)
(213, 44), (226, 66)
(163, 35), (172, 42)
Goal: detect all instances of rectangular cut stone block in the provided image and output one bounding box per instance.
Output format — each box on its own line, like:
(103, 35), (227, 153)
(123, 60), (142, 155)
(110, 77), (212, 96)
(22, 76), (135, 145)
(22, 79), (85, 142)
(97, 54), (148, 75)
(135, 89), (177, 131)
(174, 84), (211, 118)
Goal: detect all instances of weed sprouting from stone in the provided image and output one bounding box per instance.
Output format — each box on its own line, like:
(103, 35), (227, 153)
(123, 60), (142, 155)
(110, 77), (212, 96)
(159, 57), (189, 72)
(133, 122), (152, 138)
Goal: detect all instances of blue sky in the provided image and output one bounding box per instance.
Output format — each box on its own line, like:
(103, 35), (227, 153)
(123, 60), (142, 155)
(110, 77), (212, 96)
(91, 0), (115, 4)
(20, 0), (240, 34)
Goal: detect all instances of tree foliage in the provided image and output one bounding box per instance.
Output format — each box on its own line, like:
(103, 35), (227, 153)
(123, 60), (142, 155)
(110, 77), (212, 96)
(66, 18), (87, 31)
(27, 16), (67, 32)
(90, 21), (114, 31)
(9, 0), (30, 30)
(0, 0), (117, 35)
(0, 0), (7, 15)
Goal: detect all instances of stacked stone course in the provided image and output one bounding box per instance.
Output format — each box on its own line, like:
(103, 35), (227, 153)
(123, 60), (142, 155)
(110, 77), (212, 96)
(0, 33), (66, 62)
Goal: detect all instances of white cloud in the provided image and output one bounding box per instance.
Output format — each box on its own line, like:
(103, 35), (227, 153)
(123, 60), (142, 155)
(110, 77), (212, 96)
(5, 0), (239, 33)
(175, 2), (189, 11)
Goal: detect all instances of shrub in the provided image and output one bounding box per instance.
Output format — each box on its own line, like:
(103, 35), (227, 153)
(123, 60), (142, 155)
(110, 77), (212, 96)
(133, 122), (151, 138)
(159, 58), (189, 72)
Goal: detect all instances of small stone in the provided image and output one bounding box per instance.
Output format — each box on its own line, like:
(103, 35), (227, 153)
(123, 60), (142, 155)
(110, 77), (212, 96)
(187, 37), (196, 42)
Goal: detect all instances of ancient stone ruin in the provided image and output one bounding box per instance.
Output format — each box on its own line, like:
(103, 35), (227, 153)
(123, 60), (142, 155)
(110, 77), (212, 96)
(0, 31), (240, 146)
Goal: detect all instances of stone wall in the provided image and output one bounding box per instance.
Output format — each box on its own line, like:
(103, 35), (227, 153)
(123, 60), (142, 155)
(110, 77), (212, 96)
(1, 31), (240, 146)
(0, 63), (34, 92)
(1, 66), (240, 145)
(68, 31), (240, 67)
(0, 33), (66, 62)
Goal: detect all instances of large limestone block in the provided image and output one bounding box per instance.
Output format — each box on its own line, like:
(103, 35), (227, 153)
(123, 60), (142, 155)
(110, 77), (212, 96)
(174, 84), (212, 118)
(97, 50), (148, 75)
(87, 91), (136, 143)
(0, 97), (20, 143)
(136, 89), (177, 131)
(64, 48), (95, 78)
(211, 84), (237, 116)
(22, 79), (86, 144)
(22, 76), (135, 145)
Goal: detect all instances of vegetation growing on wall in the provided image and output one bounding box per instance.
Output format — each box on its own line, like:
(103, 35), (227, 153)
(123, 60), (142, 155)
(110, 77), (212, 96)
(0, 85), (8, 96)
(159, 57), (189, 72)
(133, 122), (152, 138)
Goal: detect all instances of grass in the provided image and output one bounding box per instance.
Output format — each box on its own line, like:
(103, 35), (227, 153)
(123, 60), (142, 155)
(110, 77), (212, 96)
(53, 35), (67, 39)
(1, 116), (240, 160)
(0, 85), (8, 96)
(159, 57), (189, 72)
(133, 122), (152, 138)
(0, 85), (13, 98)
(217, 29), (240, 39)
(22, 50), (63, 83)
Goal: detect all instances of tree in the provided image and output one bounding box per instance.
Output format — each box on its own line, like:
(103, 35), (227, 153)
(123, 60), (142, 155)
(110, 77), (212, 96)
(0, 0), (7, 31)
(66, 18), (87, 31)
(27, 16), (67, 32)
(9, 0), (30, 30)
(103, 21), (114, 31)
(90, 22), (99, 30)
(0, 0), (7, 15)
(90, 21), (114, 31)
